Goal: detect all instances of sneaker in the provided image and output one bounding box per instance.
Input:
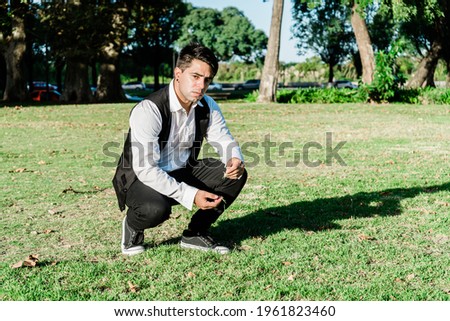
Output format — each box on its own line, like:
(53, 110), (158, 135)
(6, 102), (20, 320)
(121, 216), (145, 256)
(180, 230), (230, 254)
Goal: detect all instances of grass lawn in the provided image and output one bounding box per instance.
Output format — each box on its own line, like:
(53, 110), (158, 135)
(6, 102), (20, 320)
(1, 101), (449, 301)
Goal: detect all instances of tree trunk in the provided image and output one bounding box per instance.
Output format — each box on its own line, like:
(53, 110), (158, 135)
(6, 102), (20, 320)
(257, 0), (284, 103)
(91, 60), (97, 87)
(407, 41), (442, 88)
(0, 56), (6, 93)
(96, 4), (127, 101)
(446, 59), (450, 88)
(55, 57), (64, 93)
(61, 59), (92, 103)
(425, 67), (436, 87)
(96, 43), (125, 102)
(152, 44), (161, 91)
(350, 2), (374, 84)
(328, 63), (334, 83)
(1, 14), (27, 101)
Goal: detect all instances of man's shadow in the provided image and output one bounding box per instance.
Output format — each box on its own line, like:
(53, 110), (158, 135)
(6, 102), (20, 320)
(213, 182), (450, 246)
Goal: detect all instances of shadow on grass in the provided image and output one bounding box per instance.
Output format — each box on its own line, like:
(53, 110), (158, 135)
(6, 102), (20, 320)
(213, 182), (450, 246)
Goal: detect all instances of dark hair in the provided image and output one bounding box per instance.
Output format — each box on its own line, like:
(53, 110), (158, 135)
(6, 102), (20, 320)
(176, 42), (219, 77)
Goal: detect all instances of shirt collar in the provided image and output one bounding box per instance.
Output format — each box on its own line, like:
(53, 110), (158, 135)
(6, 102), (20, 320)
(169, 79), (202, 113)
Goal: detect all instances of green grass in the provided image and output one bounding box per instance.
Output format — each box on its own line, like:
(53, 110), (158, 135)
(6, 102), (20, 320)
(1, 102), (449, 301)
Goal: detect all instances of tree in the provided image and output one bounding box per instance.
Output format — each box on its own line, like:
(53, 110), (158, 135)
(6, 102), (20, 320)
(219, 7), (268, 63)
(0, 0), (29, 101)
(367, 3), (395, 52)
(177, 6), (267, 63)
(258, 0), (284, 103)
(349, 0), (375, 84)
(399, 0), (449, 88)
(292, 0), (354, 83)
(292, 0), (376, 84)
(95, 1), (130, 102)
(128, 0), (188, 91)
(40, 0), (101, 103)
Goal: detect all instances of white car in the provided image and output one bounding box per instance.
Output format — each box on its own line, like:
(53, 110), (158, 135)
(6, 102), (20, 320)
(208, 82), (223, 91)
(122, 81), (146, 90)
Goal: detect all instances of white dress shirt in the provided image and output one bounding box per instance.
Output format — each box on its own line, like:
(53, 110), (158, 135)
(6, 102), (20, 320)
(129, 80), (244, 210)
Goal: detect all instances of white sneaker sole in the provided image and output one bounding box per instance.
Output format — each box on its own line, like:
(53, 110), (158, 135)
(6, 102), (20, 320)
(121, 217), (145, 256)
(180, 240), (230, 255)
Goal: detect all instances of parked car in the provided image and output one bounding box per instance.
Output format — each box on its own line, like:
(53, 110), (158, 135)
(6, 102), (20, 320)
(207, 82), (223, 91)
(235, 79), (260, 90)
(29, 81), (58, 91)
(332, 80), (358, 89)
(30, 89), (61, 102)
(125, 93), (144, 102)
(122, 81), (146, 90)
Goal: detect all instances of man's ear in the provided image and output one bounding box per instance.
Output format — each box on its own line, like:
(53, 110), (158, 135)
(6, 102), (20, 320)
(174, 67), (182, 80)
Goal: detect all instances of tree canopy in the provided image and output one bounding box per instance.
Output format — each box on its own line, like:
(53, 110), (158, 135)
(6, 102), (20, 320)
(292, 0), (355, 83)
(176, 6), (267, 63)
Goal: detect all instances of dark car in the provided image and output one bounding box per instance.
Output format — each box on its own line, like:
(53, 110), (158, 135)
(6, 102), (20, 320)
(235, 79), (260, 90)
(332, 80), (358, 89)
(30, 89), (61, 102)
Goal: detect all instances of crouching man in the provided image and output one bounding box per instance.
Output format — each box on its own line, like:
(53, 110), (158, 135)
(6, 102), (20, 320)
(112, 43), (247, 255)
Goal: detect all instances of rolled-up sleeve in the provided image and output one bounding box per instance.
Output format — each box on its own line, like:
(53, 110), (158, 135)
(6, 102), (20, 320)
(203, 96), (244, 164)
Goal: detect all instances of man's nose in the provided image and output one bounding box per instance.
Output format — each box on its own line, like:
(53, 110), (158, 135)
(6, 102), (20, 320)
(197, 78), (207, 89)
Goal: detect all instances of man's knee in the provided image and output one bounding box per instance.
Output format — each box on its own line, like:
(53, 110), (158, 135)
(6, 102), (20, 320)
(235, 168), (248, 190)
(133, 200), (171, 228)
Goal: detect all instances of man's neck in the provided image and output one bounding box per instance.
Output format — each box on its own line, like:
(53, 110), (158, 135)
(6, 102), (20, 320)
(173, 80), (194, 113)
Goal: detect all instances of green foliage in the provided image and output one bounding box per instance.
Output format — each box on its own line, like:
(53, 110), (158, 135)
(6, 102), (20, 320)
(276, 88), (368, 104)
(398, 0), (449, 64)
(393, 88), (422, 104)
(291, 0), (354, 82)
(129, 0), (187, 49)
(244, 90), (259, 102)
(367, 3), (396, 52)
(216, 62), (263, 83)
(0, 1), (33, 36)
(393, 87), (450, 105)
(176, 7), (267, 62)
(39, 3), (103, 60)
(272, 87), (450, 105)
(417, 87), (450, 104)
(364, 42), (406, 103)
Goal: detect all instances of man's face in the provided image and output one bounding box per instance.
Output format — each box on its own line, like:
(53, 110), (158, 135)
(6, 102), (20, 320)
(174, 59), (213, 107)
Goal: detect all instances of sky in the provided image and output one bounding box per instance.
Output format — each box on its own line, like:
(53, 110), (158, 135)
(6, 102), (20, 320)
(186, 0), (308, 63)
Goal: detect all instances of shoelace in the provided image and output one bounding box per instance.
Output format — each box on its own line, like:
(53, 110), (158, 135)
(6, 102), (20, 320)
(198, 234), (217, 247)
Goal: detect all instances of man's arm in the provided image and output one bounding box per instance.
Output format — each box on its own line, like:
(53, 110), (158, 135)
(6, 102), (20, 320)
(130, 100), (199, 210)
(203, 96), (245, 174)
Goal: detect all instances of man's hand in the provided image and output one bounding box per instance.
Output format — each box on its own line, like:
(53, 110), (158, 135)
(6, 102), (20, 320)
(225, 157), (245, 179)
(194, 190), (222, 210)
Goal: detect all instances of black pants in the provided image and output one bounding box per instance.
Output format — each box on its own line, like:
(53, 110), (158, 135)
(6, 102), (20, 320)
(125, 158), (248, 233)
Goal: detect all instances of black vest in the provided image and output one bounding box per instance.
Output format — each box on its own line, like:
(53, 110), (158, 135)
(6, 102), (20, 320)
(112, 86), (210, 211)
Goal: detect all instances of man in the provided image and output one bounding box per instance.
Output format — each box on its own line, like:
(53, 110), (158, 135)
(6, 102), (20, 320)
(113, 43), (247, 256)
